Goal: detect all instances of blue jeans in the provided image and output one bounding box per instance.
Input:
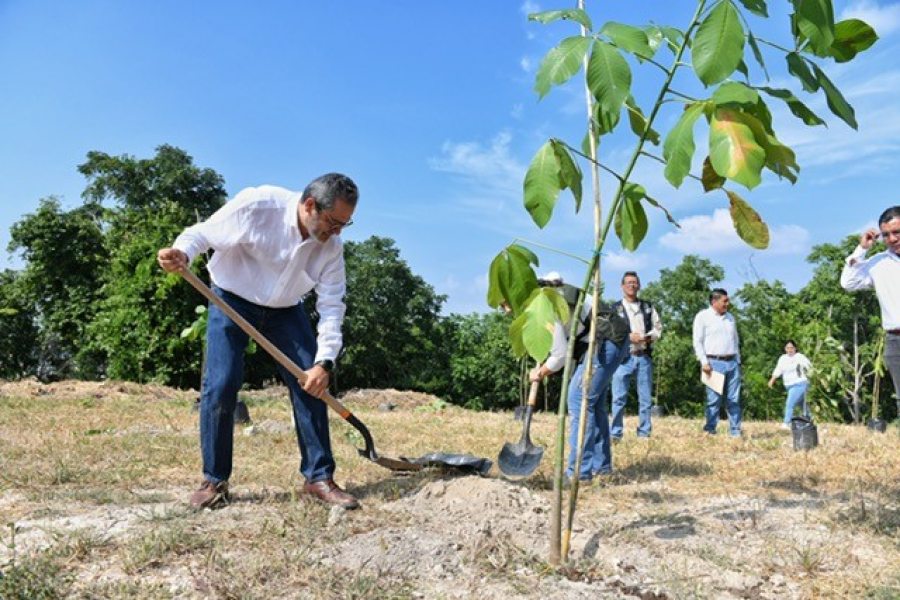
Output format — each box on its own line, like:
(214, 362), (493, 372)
(704, 358), (742, 436)
(200, 286), (335, 484)
(610, 354), (653, 438)
(567, 339), (627, 479)
(783, 381), (809, 423)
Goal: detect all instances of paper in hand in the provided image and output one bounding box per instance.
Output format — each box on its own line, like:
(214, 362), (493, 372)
(701, 369), (725, 395)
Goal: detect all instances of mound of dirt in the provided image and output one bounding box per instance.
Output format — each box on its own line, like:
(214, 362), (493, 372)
(0, 378), (190, 403)
(321, 477), (549, 574)
(338, 388), (445, 410)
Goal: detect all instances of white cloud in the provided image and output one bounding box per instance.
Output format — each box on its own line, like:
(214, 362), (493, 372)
(659, 209), (810, 256)
(604, 250), (649, 271)
(840, 1), (900, 36)
(521, 1), (540, 16)
(428, 130), (525, 198)
(510, 103), (524, 119)
(520, 56), (533, 73)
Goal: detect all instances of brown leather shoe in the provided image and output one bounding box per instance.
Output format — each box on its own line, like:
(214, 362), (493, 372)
(302, 479), (360, 509)
(189, 480), (230, 509)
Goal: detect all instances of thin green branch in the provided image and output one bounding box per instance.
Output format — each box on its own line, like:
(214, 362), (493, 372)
(510, 238), (591, 266)
(666, 88), (699, 102)
(755, 36), (794, 55)
(554, 139), (626, 182)
(640, 151), (703, 182)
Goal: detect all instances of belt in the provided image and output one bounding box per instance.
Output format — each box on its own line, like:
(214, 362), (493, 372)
(706, 354), (736, 361)
(631, 350), (650, 356)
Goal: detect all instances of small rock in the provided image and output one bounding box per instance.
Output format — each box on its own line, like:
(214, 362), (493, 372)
(242, 425), (257, 436)
(328, 505), (346, 526)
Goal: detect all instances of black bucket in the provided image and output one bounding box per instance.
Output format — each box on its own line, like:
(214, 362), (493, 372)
(866, 418), (887, 433)
(791, 416), (818, 451)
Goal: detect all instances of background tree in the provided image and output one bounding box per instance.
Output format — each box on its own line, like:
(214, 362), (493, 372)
(7, 198), (106, 380)
(437, 311), (520, 410)
(316, 236), (447, 393)
(77, 145), (227, 387)
(0, 270), (39, 378)
(641, 255), (724, 417)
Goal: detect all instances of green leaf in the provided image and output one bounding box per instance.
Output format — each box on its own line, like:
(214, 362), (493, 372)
(523, 141), (562, 228)
(645, 25), (664, 54)
(515, 288), (561, 362)
(587, 41), (632, 116)
(595, 100), (622, 136)
(614, 183), (649, 251)
(660, 26), (685, 54)
(735, 59), (750, 81)
(786, 52), (819, 92)
(793, 0), (835, 54)
(487, 244), (539, 314)
(709, 108), (766, 190)
(550, 139), (583, 212)
(625, 96), (660, 145)
(693, 1), (745, 85)
(812, 63), (857, 129)
(736, 0), (768, 17)
(726, 190), (769, 249)
(701, 156), (726, 191)
(730, 109), (800, 182)
(758, 86), (826, 126)
(528, 9), (593, 31)
(534, 36), (592, 99)
(663, 102), (706, 188)
(826, 18), (878, 62)
(601, 22), (654, 59)
(747, 30), (769, 79)
(712, 81), (759, 106)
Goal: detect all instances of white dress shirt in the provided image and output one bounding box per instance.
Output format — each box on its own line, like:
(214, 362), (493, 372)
(173, 185), (346, 362)
(692, 307), (740, 365)
(840, 245), (900, 331)
(621, 299), (662, 352)
(771, 353), (812, 387)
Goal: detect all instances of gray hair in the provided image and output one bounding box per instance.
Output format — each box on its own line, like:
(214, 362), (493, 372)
(302, 173), (359, 210)
(878, 205), (900, 225)
(709, 288), (729, 303)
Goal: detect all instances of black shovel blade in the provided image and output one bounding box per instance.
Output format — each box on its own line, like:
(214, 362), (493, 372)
(498, 440), (544, 478)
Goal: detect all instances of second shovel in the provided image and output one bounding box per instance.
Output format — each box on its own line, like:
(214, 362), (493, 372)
(498, 380), (544, 478)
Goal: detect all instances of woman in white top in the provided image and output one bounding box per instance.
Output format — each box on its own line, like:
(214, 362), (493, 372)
(767, 340), (813, 427)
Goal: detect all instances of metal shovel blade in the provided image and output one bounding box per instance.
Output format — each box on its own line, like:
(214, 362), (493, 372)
(498, 381), (544, 479)
(498, 438), (544, 478)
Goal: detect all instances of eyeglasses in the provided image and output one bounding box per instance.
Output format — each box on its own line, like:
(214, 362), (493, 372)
(880, 227), (900, 240)
(317, 209), (354, 232)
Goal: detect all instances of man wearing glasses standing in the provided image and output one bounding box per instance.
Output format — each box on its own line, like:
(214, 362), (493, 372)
(157, 173), (360, 510)
(841, 206), (900, 421)
(610, 272), (662, 440)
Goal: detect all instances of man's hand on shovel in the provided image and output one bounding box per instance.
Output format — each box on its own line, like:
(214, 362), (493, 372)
(157, 248), (189, 273)
(301, 364), (330, 399)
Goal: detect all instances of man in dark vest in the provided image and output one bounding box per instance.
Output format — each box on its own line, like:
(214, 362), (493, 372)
(610, 271), (662, 440)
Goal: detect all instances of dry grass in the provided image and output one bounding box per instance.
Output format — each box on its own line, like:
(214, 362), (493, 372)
(1, 379), (898, 599)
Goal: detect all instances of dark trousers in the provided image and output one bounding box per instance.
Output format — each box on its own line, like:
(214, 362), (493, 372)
(200, 286), (335, 484)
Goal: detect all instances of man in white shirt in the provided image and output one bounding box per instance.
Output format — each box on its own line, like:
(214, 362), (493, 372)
(610, 272), (662, 439)
(840, 205), (900, 420)
(157, 173), (360, 510)
(692, 288), (742, 436)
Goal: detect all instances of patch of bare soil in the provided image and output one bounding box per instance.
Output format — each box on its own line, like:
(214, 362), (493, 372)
(2, 384), (898, 598)
(0, 378), (191, 403)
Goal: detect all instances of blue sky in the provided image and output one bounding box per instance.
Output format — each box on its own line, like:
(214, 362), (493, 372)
(1, 1), (898, 314)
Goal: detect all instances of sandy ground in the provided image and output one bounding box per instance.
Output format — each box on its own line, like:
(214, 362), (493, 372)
(1, 380), (898, 599)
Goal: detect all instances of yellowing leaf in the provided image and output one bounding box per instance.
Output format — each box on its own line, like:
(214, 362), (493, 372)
(709, 109), (766, 190)
(727, 190), (769, 249)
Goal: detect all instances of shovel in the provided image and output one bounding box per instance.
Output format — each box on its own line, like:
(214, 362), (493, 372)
(498, 380), (544, 478)
(179, 268), (422, 473)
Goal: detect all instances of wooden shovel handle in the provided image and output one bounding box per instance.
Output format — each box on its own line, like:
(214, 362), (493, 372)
(178, 268), (353, 420)
(527, 380), (540, 408)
